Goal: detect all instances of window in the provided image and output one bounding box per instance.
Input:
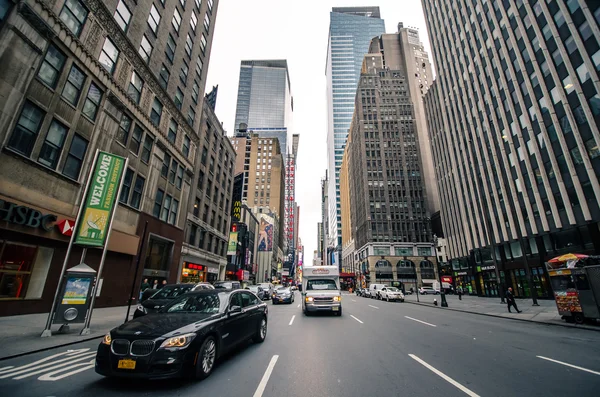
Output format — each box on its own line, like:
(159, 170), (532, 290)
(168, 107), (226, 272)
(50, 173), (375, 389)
(172, 8), (182, 32)
(200, 33), (207, 54)
(197, 170), (204, 190)
(201, 146), (207, 165)
(175, 87), (183, 110)
(128, 71), (143, 104)
(180, 60), (189, 84)
(38, 120), (67, 169)
(553, 10), (565, 28)
(130, 124), (142, 154)
(203, 13), (210, 32)
(0, 242), (54, 299)
(185, 34), (193, 57)
(38, 45), (66, 88)
(565, 37), (577, 55)
(99, 38), (119, 75)
(159, 64), (170, 90)
(161, 195), (171, 221)
(162, 36), (176, 66)
(148, 4), (161, 34)
(114, 0), (131, 32)
(161, 152), (171, 178)
(176, 166), (183, 189)
(59, 0), (88, 36)
(563, 76), (574, 94)
(119, 168), (134, 204)
(117, 113), (132, 145)
(153, 189), (164, 217)
(169, 159), (177, 184)
(62, 64), (86, 106)
(169, 199), (179, 225)
(62, 134), (87, 180)
(183, 135), (190, 157)
(552, 48), (563, 66)
(8, 102), (44, 156)
(188, 106), (196, 126)
(576, 63), (590, 83)
(168, 118), (177, 144)
(82, 83), (102, 121)
(130, 175), (145, 209)
(150, 98), (162, 126)
(141, 134), (154, 163)
(195, 56), (203, 78)
(584, 138), (599, 159)
(417, 247), (431, 256)
(579, 21), (592, 41)
(139, 35), (153, 63)
(571, 147), (584, 165)
(190, 11), (198, 32)
(192, 80), (199, 103)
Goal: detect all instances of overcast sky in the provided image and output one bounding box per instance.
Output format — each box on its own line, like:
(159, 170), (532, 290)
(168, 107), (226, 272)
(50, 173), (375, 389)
(206, 0), (432, 262)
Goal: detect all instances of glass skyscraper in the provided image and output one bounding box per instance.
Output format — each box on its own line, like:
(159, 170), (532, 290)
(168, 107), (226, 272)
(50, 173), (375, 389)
(234, 60), (293, 155)
(326, 7), (385, 250)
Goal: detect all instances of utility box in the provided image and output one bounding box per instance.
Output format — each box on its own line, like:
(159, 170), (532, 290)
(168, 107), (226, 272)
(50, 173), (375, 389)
(53, 263), (97, 325)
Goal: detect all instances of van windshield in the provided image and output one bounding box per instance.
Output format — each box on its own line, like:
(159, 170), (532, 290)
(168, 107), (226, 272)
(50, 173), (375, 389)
(306, 279), (337, 290)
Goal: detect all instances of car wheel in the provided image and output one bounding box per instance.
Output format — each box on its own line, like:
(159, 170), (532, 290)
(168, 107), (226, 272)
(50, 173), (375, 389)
(253, 316), (267, 343)
(195, 336), (217, 380)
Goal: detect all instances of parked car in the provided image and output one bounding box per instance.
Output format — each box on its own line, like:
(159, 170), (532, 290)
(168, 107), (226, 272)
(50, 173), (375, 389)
(246, 285), (266, 300)
(258, 283), (275, 300)
(213, 281), (242, 290)
(355, 288), (363, 296)
(379, 287), (405, 302)
(272, 286), (294, 304)
(135, 284), (197, 318)
(362, 289), (372, 298)
(419, 286), (440, 295)
(96, 289), (268, 380)
(369, 284), (389, 299)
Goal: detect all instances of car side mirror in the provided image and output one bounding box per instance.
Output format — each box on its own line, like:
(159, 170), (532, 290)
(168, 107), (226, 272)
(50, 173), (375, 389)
(229, 305), (242, 315)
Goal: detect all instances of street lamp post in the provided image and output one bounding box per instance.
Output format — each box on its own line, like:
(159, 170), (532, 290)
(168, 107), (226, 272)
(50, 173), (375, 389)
(433, 235), (448, 307)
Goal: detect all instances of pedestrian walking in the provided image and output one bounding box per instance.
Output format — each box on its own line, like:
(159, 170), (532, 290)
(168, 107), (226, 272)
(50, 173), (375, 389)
(139, 278), (150, 300)
(506, 287), (522, 313)
(160, 279), (167, 289)
(457, 285), (463, 300)
(152, 279), (159, 289)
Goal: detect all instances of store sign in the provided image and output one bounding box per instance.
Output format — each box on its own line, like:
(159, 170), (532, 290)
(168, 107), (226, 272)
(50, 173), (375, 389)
(227, 232), (238, 255)
(207, 267), (219, 274)
(456, 271), (468, 276)
(56, 219), (74, 236)
(185, 262), (204, 271)
(74, 152), (125, 247)
(480, 265), (496, 271)
(0, 199), (57, 231)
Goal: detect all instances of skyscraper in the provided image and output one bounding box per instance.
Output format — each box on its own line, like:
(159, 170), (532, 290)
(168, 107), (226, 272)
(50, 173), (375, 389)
(423, 0), (600, 298)
(326, 6), (385, 253)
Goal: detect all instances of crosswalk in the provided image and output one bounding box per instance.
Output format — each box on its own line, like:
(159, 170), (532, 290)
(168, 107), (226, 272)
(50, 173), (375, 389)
(0, 348), (96, 382)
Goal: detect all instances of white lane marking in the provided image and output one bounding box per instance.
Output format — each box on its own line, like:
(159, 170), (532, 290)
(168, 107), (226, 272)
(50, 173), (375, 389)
(253, 355), (279, 397)
(537, 356), (600, 376)
(405, 316), (437, 327)
(351, 299), (357, 302)
(409, 354), (481, 397)
(289, 315), (296, 326)
(38, 358), (95, 381)
(0, 349), (92, 378)
(13, 353), (96, 379)
(368, 304), (379, 309)
(350, 315), (363, 324)
(297, 304), (300, 308)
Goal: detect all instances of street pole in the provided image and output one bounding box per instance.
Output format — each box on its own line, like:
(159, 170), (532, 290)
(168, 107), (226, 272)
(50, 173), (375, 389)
(124, 221), (148, 323)
(433, 235), (448, 307)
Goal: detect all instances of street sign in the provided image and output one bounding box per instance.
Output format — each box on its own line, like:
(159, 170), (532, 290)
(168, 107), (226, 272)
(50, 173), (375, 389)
(73, 152), (125, 247)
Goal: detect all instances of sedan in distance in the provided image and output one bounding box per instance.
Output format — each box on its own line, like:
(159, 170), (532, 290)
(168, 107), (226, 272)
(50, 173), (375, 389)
(246, 285), (266, 300)
(379, 287), (405, 302)
(419, 286), (440, 295)
(96, 289), (268, 380)
(272, 286), (294, 304)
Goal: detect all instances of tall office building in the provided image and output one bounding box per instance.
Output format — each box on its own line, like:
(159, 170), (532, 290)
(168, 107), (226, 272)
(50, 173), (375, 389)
(423, 0), (600, 298)
(0, 0), (220, 316)
(234, 60), (293, 155)
(326, 6), (385, 253)
(340, 44), (435, 291)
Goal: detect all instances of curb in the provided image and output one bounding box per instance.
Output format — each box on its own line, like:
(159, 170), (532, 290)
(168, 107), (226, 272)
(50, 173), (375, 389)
(0, 335), (103, 362)
(404, 300), (600, 332)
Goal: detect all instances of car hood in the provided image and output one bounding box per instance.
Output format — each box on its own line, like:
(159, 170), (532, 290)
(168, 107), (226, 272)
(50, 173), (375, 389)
(113, 313), (221, 338)
(141, 299), (173, 310)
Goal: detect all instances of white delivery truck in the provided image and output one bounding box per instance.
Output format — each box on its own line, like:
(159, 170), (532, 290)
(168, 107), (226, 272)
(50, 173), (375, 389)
(301, 266), (342, 316)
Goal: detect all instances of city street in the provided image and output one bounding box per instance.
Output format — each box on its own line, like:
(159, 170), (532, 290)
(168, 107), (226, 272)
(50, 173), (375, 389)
(1, 292), (600, 397)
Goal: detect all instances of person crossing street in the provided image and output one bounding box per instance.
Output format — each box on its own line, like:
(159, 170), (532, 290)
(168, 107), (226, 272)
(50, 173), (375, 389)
(506, 287), (522, 313)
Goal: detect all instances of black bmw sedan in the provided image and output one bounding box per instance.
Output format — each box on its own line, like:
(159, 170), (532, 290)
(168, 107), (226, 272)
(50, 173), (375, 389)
(96, 289), (268, 380)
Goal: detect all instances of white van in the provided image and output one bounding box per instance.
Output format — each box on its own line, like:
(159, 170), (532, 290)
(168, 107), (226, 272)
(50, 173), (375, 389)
(369, 283), (389, 299)
(302, 266), (342, 316)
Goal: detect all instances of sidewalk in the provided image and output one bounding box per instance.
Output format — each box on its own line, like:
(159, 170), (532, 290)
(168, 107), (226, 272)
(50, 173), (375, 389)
(0, 305), (133, 360)
(403, 293), (600, 331)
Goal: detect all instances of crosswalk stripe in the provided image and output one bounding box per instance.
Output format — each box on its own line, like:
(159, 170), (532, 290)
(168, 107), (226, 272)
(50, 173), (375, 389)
(38, 358), (96, 381)
(0, 350), (94, 379)
(12, 353), (96, 380)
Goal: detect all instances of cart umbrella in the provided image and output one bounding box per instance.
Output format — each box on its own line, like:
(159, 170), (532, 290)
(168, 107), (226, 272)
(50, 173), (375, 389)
(548, 253), (589, 263)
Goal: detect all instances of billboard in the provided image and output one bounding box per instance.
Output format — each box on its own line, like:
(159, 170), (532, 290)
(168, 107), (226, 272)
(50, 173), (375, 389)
(227, 232), (238, 255)
(231, 173), (244, 222)
(74, 152), (125, 247)
(257, 217), (273, 252)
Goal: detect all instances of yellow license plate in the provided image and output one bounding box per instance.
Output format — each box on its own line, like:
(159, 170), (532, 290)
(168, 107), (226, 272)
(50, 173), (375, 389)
(332, 307), (339, 311)
(118, 359), (136, 369)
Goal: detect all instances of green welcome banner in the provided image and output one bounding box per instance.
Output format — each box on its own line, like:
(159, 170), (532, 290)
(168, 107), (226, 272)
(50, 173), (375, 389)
(74, 151), (126, 247)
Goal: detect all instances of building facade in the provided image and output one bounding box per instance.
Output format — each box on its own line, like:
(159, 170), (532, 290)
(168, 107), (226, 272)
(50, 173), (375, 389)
(341, 46), (436, 291)
(0, 0), (219, 316)
(326, 6), (385, 253)
(423, 0), (600, 298)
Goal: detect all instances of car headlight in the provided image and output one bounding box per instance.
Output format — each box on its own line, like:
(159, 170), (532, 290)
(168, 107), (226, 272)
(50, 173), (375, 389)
(159, 333), (197, 350)
(305, 296), (314, 302)
(136, 304), (147, 313)
(102, 332), (112, 345)
(333, 296), (341, 302)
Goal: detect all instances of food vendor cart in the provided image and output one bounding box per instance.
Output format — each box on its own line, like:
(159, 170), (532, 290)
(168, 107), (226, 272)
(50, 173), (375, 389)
(546, 255), (600, 324)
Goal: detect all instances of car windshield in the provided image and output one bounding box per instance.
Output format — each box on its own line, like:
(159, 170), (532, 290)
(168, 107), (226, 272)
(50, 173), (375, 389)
(248, 286), (260, 291)
(388, 287), (399, 292)
(163, 294), (221, 314)
(150, 285), (192, 299)
(306, 279), (337, 290)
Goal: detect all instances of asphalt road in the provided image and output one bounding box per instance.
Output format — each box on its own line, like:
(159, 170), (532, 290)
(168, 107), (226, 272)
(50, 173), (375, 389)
(1, 292), (600, 396)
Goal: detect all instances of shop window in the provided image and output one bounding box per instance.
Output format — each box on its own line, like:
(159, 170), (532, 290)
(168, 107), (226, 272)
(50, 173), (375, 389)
(0, 243), (53, 299)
